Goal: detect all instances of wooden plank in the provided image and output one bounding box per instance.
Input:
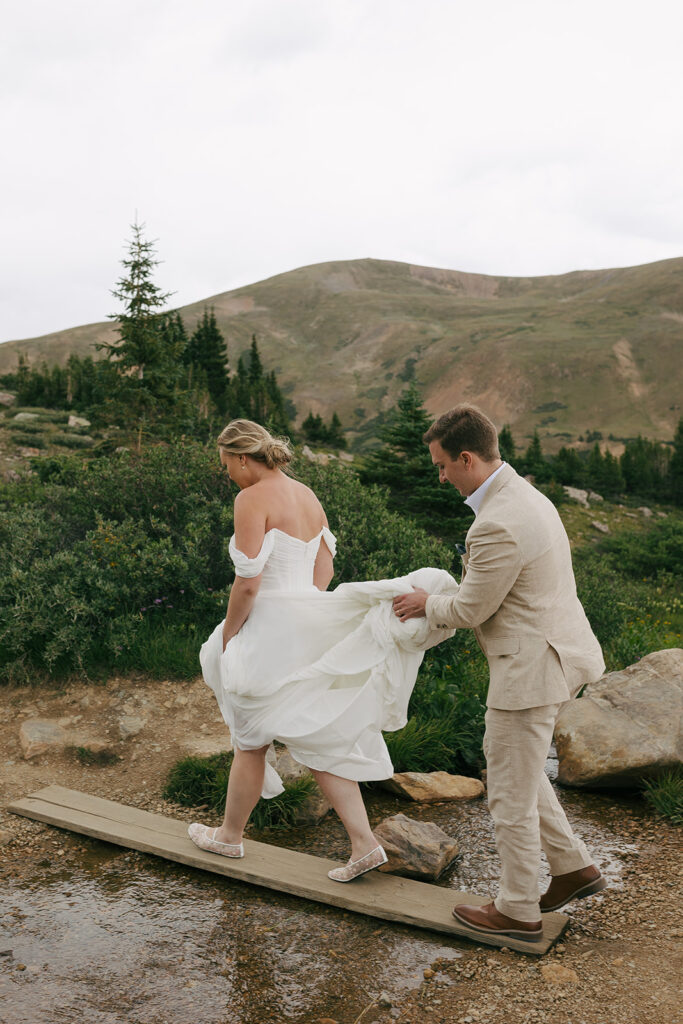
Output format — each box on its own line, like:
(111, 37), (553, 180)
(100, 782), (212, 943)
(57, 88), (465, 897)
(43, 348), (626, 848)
(8, 786), (567, 955)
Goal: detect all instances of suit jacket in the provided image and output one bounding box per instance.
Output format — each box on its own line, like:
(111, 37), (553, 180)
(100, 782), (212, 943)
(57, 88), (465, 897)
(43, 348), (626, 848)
(425, 464), (605, 710)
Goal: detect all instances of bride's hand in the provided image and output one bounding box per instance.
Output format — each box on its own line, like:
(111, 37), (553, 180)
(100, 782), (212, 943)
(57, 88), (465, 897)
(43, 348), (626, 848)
(393, 586), (429, 621)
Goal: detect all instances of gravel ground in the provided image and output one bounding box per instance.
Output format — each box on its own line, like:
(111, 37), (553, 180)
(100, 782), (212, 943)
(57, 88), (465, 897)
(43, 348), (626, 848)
(1, 676), (681, 1024)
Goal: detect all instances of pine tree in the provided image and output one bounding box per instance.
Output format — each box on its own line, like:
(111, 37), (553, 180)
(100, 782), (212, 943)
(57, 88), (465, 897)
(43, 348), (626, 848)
(552, 446), (585, 486)
(360, 383), (469, 532)
(328, 412), (347, 449)
(498, 424), (516, 465)
(587, 443), (605, 491)
(523, 432), (549, 481)
(668, 417), (683, 506)
(187, 309), (229, 414)
(100, 222), (174, 393)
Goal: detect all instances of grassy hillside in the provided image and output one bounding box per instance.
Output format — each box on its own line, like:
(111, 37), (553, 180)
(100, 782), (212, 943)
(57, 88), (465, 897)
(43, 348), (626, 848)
(2, 256), (682, 450)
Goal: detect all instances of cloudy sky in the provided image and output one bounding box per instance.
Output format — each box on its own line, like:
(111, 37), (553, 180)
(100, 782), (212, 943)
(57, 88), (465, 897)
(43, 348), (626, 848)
(1, 0), (681, 342)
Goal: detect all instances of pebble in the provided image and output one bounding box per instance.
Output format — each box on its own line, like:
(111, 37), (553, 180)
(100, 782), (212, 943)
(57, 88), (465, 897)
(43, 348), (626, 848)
(423, 968), (435, 979)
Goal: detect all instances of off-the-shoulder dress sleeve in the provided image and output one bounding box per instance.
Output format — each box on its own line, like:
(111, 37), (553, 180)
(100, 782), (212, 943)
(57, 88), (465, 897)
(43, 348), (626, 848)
(320, 526), (337, 557)
(229, 531), (275, 578)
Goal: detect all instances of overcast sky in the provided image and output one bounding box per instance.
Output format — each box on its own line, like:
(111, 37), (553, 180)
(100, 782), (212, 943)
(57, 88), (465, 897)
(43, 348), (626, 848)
(1, 0), (681, 343)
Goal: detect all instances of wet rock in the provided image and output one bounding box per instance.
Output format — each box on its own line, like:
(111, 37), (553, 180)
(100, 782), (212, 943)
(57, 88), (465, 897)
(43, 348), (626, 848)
(118, 715), (146, 739)
(540, 963), (579, 985)
(68, 414), (91, 428)
(591, 520), (609, 534)
(563, 486), (589, 507)
(555, 648), (683, 788)
(374, 812), (459, 880)
(381, 771), (484, 802)
(19, 719), (67, 759)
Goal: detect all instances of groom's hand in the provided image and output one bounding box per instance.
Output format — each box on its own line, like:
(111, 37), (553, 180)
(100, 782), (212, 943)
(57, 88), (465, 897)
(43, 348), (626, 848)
(393, 586), (429, 621)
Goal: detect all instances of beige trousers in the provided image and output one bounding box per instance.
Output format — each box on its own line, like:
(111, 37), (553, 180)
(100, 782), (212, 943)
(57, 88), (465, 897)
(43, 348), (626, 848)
(484, 703), (594, 922)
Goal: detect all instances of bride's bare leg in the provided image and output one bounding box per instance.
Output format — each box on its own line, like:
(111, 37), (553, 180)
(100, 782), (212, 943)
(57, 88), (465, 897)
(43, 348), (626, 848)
(311, 769), (378, 861)
(214, 744), (269, 845)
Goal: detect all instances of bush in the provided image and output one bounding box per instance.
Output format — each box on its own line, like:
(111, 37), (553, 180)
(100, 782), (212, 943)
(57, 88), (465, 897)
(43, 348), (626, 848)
(643, 768), (683, 825)
(162, 751), (318, 829)
(598, 519), (683, 580)
(52, 432), (95, 448)
(6, 421), (47, 434)
(11, 434), (46, 448)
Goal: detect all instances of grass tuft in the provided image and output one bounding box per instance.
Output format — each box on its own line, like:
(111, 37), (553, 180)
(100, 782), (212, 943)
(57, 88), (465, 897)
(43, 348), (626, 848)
(642, 768), (683, 825)
(71, 745), (119, 767)
(162, 752), (318, 830)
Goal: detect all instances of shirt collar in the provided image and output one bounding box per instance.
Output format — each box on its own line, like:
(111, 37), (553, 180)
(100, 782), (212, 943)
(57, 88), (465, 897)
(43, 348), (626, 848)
(464, 462), (506, 516)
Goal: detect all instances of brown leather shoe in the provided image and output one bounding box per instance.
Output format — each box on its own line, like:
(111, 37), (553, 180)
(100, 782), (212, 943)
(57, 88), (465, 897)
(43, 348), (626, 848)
(452, 902), (543, 943)
(540, 865), (607, 913)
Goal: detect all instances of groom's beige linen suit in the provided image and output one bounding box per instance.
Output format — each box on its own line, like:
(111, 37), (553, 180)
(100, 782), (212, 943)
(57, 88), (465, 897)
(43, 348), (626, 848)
(425, 463), (604, 920)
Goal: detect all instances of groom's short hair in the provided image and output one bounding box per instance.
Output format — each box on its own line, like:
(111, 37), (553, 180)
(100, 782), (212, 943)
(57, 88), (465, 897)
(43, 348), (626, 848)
(423, 405), (500, 462)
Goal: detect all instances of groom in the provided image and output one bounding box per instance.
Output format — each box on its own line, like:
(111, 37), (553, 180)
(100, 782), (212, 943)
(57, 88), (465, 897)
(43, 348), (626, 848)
(393, 405), (607, 943)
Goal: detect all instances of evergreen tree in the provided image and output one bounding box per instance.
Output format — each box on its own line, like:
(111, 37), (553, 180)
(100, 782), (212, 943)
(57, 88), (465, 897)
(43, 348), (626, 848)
(600, 450), (624, 495)
(498, 424), (516, 465)
(187, 309), (229, 414)
(523, 432), (549, 481)
(668, 417), (683, 506)
(359, 383), (469, 533)
(552, 446), (585, 486)
(328, 411), (348, 450)
(587, 443), (605, 491)
(302, 411), (324, 443)
(620, 437), (669, 498)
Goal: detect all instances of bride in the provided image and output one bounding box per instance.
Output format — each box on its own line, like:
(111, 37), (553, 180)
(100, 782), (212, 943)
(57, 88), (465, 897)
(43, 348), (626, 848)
(189, 419), (456, 881)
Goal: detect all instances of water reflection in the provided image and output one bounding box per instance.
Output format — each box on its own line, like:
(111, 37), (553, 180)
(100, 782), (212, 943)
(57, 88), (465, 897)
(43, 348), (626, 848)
(1, 780), (641, 1024)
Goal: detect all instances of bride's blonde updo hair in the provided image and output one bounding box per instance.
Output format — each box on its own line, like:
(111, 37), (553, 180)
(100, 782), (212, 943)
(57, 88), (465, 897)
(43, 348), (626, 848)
(217, 419), (293, 470)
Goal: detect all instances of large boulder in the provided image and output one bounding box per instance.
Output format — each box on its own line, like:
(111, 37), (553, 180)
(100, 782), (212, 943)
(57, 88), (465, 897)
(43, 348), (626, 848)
(381, 771), (484, 802)
(554, 648), (683, 789)
(374, 813), (459, 880)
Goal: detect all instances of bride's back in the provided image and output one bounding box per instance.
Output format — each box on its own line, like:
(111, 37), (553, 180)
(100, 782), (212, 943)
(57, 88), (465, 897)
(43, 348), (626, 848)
(258, 474), (326, 542)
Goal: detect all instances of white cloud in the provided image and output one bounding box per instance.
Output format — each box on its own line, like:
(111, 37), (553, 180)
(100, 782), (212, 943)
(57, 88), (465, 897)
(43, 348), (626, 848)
(1, 0), (682, 340)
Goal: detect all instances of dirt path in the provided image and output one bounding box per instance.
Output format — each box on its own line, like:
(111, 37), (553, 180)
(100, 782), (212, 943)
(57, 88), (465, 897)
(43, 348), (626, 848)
(1, 676), (681, 1024)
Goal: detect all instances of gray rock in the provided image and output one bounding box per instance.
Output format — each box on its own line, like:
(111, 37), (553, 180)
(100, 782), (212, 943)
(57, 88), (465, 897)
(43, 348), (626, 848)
(591, 520), (609, 534)
(0, 829), (12, 846)
(374, 813), (459, 880)
(68, 414), (91, 428)
(19, 719), (68, 759)
(555, 648), (683, 789)
(273, 748), (332, 824)
(563, 486), (589, 507)
(0, 391), (16, 406)
(638, 506), (653, 518)
(380, 771), (485, 802)
(2, 469), (21, 483)
(13, 412), (39, 422)
(181, 735), (233, 758)
(587, 490), (604, 503)
(118, 715), (146, 739)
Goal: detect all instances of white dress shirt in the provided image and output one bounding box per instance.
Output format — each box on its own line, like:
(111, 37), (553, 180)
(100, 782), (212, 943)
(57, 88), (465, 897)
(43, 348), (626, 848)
(464, 462), (506, 516)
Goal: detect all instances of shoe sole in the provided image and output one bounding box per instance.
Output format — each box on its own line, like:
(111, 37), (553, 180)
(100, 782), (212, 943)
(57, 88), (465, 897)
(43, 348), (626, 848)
(541, 875), (608, 913)
(451, 908), (544, 943)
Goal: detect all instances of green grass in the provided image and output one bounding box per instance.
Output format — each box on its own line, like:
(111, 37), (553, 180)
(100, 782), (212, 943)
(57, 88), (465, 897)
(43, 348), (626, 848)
(642, 768), (683, 825)
(70, 745), (119, 767)
(162, 751), (318, 830)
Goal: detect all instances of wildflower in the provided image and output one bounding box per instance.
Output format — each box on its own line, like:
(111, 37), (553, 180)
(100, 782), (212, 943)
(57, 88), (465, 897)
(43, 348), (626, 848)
(154, 598), (162, 605)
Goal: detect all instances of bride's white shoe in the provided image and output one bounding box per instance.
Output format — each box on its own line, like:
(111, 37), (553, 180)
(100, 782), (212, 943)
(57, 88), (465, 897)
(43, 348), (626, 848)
(187, 823), (244, 858)
(328, 844), (388, 882)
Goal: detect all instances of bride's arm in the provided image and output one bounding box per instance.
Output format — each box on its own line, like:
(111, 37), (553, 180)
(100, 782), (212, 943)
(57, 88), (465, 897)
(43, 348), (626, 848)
(222, 575), (261, 650)
(222, 489), (266, 650)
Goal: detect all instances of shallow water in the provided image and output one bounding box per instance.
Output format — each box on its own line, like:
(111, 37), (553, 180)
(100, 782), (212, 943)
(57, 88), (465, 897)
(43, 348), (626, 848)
(1, 775), (645, 1024)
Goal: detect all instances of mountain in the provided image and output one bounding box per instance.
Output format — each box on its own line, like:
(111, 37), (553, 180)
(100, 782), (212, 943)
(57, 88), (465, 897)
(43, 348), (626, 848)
(2, 256), (682, 450)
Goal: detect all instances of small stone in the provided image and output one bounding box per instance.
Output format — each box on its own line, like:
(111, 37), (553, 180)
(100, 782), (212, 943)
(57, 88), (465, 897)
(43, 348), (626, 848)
(423, 968), (435, 979)
(318, 1019), (338, 1024)
(591, 520), (609, 534)
(381, 771), (485, 802)
(67, 414), (91, 428)
(540, 963), (579, 985)
(377, 992), (392, 1007)
(118, 715), (146, 739)
(19, 719), (67, 759)
(16, 964), (26, 971)
(0, 830), (12, 847)
(638, 506), (653, 518)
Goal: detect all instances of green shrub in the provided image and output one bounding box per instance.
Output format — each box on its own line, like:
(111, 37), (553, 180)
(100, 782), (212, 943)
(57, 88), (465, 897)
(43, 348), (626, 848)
(162, 751), (318, 830)
(6, 421), (47, 434)
(11, 434), (46, 448)
(71, 745), (119, 767)
(52, 433), (95, 448)
(598, 519), (683, 580)
(643, 768), (683, 825)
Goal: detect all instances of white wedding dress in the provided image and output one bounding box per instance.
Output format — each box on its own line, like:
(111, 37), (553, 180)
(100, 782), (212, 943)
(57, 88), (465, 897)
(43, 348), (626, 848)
(200, 527), (456, 798)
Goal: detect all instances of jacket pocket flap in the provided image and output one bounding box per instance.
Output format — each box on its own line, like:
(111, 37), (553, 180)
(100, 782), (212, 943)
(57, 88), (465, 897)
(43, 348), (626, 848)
(487, 636), (520, 656)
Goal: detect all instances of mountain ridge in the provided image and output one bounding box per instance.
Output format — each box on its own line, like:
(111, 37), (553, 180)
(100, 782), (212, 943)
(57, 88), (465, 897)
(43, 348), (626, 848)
(2, 256), (682, 450)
